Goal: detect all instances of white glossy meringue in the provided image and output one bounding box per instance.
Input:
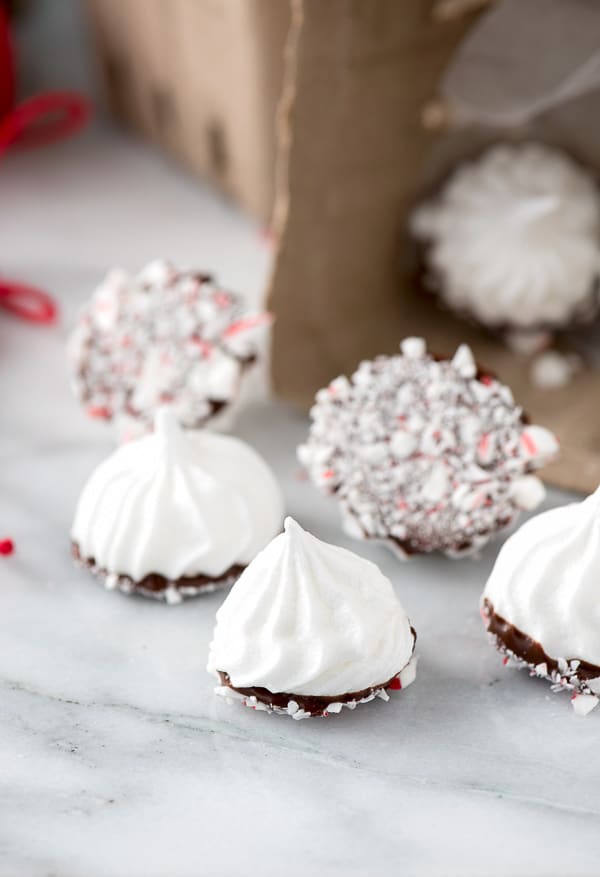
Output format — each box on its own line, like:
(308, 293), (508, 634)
(207, 517), (416, 696)
(71, 408), (284, 581)
(483, 486), (600, 665)
(411, 143), (600, 331)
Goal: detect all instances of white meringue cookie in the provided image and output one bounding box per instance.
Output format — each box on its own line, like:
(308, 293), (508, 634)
(411, 143), (600, 332)
(483, 486), (600, 666)
(207, 517), (416, 697)
(72, 408), (284, 583)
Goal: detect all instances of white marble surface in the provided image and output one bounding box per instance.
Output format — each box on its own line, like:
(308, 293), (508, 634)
(3, 398), (600, 877)
(2, 125), (600, 877)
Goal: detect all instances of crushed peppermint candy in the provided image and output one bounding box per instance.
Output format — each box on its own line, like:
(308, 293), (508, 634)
(73, 550), (230, 603)
(67, 259), (272, 435)
(487, 632), (600, 716)
(482, 599), (600, 715)
(212, 685), (388, 720)
(212, 656), (417, 720)
(298, 338), (559, 557)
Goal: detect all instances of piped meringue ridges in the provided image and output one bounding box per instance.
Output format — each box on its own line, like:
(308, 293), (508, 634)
(482, 486), (600, 715)
(71, 408), (284, 602)
(208, 517), (417, 718)
(411, 143), (600, 334)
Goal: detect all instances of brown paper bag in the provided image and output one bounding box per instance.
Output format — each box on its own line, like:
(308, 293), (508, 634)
(268, 0), (600, 493)
(86, 0), (290, 221)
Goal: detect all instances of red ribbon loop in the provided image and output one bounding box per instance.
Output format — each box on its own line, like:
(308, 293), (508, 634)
(0, 6), (91, 324)
(0, 90), (90, 156)
(0, 281), (57, 324)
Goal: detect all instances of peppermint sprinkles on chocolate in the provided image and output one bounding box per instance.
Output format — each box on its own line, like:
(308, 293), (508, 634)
(481, 599), (600, 716)
(71, 542), (243, 604)
(298, 338), (558, 557)
(214, 655), (418, 720)
(67, 260), (271, 433)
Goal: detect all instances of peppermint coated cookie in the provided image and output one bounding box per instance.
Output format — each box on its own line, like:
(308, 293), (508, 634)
(298, 337), (559, 558)
(68, 259), (271, 438)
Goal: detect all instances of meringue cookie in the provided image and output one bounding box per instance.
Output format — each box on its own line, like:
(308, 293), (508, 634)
(482, 486), (600, 714)
(208, 517), (417, 717)
(299, 337), (559, 558)
(71, 407), (284, 601)
(411, 143), (600, 335)
(67, 259), (272, 439)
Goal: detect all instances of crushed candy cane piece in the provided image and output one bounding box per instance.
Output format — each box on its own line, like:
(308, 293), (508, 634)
(571, 693), (599, 717)
(213, 655), (418, 720)
(0, 539), (14, 556)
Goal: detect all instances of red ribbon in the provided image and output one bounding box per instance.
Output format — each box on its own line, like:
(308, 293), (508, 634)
(0, 279), (57, 323)
(0, 4), (91, 325)
(0, 89), (90, 156)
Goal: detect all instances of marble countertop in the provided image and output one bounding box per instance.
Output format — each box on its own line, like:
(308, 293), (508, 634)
(2, 126), (600, 877)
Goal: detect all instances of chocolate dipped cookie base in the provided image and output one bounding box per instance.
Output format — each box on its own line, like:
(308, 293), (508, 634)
(72, 542), (243, 604)
(482, 598), (600, 714)
(214, 631), (418, 720)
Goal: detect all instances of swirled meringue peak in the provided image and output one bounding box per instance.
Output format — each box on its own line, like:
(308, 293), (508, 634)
(411, 143), (600, 336)
(208, 517), (417, 719)
(482, 486), (600, 716)
(71, 407), (284, 603)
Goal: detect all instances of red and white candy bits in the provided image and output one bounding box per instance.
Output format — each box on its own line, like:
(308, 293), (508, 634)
(298, 337), (559, 558)
(0, 538), (14, 556)
(67, 260), (272, 438)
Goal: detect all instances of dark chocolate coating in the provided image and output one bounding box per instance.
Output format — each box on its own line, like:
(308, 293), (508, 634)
(72, 542), (243, 596)
(482, 598), (600, 681)
(217, 627), (417, 717)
